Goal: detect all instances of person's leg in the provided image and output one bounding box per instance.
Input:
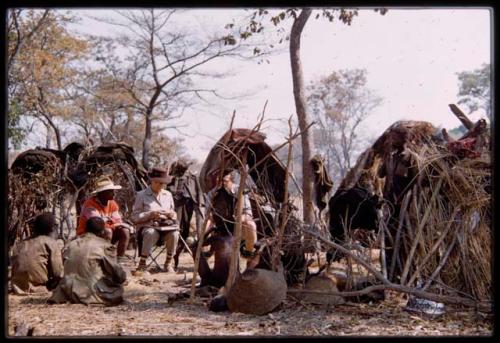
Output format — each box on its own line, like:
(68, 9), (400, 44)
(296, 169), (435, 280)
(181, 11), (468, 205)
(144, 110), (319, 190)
(241, 214), (257, 253)
(241, 214), (259, 269)
(197, 241), (213, 287)
(163, 230), (180, 272)
(211, 234), (233, 287)
(111, 227), (130, 257)
(137, 228), (159, 270)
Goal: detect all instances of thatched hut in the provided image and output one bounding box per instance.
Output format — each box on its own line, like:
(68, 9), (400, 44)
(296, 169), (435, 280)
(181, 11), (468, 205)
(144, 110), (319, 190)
(331, 108), (491, 302)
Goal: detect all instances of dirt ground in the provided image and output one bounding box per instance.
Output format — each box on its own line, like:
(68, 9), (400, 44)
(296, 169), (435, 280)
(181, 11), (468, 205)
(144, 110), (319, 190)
(7, 249), (493, 337)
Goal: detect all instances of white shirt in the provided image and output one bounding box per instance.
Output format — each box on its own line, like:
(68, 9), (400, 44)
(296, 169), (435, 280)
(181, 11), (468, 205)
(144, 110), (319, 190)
(132, 186), (176, 228)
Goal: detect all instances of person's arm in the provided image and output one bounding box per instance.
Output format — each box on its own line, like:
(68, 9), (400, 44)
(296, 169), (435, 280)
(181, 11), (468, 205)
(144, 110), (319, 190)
(202, 189), (216, 235)
(77, 204), (101, 235)
(101, 245), (127, 284)
(46, 240), (63, 290)
(204, 217), (214, 236)
(131, 192), (158, 225)
(108, 201), (123, 225)
(165, 192), (177, 220)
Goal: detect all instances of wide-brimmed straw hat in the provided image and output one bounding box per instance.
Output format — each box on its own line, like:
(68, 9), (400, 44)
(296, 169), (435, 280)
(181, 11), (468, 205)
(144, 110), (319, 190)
(91, 176), (122, 194)
(149, 167), (171, 184)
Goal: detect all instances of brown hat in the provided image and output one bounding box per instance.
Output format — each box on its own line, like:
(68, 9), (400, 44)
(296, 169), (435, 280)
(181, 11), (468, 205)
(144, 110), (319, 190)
(91, 176), (122, 195)
(149, 167), (171, 184)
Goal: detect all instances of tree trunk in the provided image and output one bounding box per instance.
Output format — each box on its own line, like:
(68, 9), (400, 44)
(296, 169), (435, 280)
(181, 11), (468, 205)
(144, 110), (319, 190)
(290, 8), (315, 224)
(142, 112), (152, 170)
(45, 124), (51, 149)
(142, 88), (162, 170)
(43, 116), (61, 150)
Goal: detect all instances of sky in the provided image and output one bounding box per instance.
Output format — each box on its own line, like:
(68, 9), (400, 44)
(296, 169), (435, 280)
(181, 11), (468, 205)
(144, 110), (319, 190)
(19, 8), (492, 163)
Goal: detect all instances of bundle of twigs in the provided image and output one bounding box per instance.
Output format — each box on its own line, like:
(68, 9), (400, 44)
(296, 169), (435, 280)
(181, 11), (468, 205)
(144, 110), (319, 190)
(395, 141), (491, 301)
(8, 154), (64, 246)
(323, 111), (491, 308)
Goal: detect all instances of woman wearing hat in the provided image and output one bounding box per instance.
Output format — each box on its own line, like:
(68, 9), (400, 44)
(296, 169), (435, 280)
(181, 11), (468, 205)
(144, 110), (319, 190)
(132, 167), (179, 273)
(76, 176), (130, 263)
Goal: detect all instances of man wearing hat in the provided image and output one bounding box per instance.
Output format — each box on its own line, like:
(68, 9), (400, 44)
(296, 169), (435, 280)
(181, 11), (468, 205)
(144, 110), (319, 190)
(76, 175), (131, 263)
(132, 167), (179, 273)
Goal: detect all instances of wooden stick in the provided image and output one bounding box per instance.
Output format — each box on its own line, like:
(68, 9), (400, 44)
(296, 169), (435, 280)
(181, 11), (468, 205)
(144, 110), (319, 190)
(407, 208), (459, 286)
(272, 117), (295, 271)
(178, 234), (193, 257)
(422, 235), (457, 291)
(301, 228), (491, 312)
(189, 209), (212, 303)
(389, 190), (412, 281)
(377, 208), (387, 279)
(224, 151), (248, 292)
(303, 228), (388, 285)
(401, 179), (442, 285)
(448, 104), (474, 130)
(287, 284), (490, 312)
(246, 122), (314, 175)
(190, 111), (238, 303)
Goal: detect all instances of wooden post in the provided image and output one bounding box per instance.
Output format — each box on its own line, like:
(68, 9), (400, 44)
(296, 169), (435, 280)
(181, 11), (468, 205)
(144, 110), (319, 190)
(224, 150), (249, 292)
(272, 119), (294, 271)
(448, 104), (474, 130)
(189, 208), (212, 303)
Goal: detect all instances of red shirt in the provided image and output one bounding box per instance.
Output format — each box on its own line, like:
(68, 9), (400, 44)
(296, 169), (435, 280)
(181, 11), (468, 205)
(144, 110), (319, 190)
(76, 196), (122, 235)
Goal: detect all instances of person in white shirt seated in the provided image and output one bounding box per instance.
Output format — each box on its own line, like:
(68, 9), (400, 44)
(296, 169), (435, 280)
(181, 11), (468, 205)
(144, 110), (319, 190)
(132, 167), (179, 273)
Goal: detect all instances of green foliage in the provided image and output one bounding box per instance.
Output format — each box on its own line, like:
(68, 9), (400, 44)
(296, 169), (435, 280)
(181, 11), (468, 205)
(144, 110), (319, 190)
(8, 9), (89, 149)
(457, 63), (491, 120)
(8, 100), (26, 149)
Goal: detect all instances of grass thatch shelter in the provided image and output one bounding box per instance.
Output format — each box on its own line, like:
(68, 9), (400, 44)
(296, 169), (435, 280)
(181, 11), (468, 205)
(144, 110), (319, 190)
(335, 108), (491, 302)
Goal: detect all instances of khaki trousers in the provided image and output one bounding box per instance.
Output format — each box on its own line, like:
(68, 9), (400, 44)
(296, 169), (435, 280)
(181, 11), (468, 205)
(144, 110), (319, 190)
(140, 227), (179, 259)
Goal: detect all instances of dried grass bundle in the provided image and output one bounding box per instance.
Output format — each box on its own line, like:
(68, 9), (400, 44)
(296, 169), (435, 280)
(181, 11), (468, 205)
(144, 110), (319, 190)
(400, 142), (491, 301)
(8, 155), (64, 243)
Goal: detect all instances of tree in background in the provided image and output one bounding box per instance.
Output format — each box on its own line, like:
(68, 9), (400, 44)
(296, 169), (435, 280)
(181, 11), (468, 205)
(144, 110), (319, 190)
(307, 69), (382, 184)
(457, 63), (491, 121)
(7, 9), (50, 149)
(7, 10), (89, 150)
(96, 9), (259, 170)
(229, 8), (387, 224)
(7, 9), (233, 165)
(64, 56), (189, 164)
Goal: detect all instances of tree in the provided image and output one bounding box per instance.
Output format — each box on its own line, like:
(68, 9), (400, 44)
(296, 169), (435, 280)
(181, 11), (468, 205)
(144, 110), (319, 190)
(231, 8), (387, 224)
(7, 9), (50, 75)
(307, 69), (382, 182)
(97, 9), (258, 170)
(457, 63), (491, 121)
(8, 10), (89, 150)
(7, 9), (51, 148)
(289, 9), (315, 224)
(7, 100), (26, 150)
